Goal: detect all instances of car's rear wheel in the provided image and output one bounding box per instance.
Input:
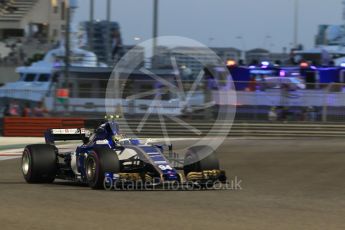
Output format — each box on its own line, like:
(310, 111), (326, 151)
(85, 147), (120, 189)
(22, 144), (57, 183)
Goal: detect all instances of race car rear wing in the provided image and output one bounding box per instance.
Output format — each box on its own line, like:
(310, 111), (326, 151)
(45, 128), (87, 144)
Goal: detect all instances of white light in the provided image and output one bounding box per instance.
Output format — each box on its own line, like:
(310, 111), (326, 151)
(340, 62), (345, 67)
(51, 0), (57, 7)
(261, 61), (270, 66)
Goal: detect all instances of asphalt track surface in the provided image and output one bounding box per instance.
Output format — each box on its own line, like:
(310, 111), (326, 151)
(1, 138), (345, 230)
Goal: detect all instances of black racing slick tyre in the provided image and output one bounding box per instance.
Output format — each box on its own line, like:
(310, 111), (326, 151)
(22, 144), (57, 183)
(183, 145), (220, 176)
(85, 147), (120, 189)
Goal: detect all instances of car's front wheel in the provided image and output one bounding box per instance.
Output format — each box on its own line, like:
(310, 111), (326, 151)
(183, 145), (220, 175)
(85, 147), (120, 189)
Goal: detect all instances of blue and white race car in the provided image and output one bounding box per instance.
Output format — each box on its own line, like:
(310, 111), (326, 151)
(21, 120), (226, 189)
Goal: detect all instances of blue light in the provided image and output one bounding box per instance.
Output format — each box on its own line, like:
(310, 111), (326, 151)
(53, 62), (62, 68)
(340, 63), (345, 68)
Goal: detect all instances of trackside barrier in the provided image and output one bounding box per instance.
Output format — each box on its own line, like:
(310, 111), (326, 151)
(0, 118), (3, 136)
(3, 117), (84, 137)
(118, 120), (345, 138)
(3, 118), (345, 138)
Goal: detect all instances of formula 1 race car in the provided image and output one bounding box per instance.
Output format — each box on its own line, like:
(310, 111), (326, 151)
(21, 119), (226, 190)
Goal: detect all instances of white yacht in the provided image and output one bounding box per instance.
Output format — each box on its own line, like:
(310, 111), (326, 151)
(0, 0), (106, 104)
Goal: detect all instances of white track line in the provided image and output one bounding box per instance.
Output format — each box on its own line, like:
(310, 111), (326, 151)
(0, 148), (23, 161)
(0, 137), (283, 161)
(0, 156), (21, 161)
(0, 143), (79, 161)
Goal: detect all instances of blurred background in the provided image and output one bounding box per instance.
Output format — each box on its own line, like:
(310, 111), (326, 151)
(1, 0), (345, 137)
